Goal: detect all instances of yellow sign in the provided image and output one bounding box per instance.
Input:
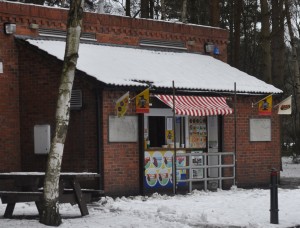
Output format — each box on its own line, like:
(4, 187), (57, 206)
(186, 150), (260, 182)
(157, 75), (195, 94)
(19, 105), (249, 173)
(258, 95), (272, 116)
(115, 92), (129, 117)
(136, 88), (150, 113)
(165, 130), (174, 142)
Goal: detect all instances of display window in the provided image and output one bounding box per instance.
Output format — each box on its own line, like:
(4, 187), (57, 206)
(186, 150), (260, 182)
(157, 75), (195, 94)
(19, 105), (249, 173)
(144, 97), (220, 151)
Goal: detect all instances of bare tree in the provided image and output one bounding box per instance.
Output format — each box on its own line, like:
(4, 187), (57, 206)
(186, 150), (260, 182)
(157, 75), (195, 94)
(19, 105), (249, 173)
(160, 0), (166, 20)
(210, 0), (220, 27)
(141, 0), (149, 18)
(271, 0), (285, 89)
(233, 0), (242, 68)
(285, 0), (300, 155)
(126, 0), (131, 16)
(260, 0), (272, 83)
(39, 0), (84, 226)
(182, 0), (187, 23)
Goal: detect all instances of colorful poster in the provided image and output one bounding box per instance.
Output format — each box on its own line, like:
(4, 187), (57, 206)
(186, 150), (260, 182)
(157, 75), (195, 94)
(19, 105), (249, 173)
(189, 117), (207, 148)
(165, 130), (174, 143)
(191, 151), (203, 179)
(144, 150), (186, 189)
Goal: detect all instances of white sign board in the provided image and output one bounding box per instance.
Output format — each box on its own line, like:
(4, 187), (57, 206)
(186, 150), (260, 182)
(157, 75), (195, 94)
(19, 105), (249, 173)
(109, 115), (138, 142)
(249, 118), (271, 141)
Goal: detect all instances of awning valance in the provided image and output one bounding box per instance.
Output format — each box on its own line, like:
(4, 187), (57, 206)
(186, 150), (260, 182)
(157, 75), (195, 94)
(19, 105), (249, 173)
(155, 95), (233, 116)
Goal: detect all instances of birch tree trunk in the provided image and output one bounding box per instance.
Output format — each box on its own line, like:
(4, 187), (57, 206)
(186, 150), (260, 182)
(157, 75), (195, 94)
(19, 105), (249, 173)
(39, 0), (84, 226)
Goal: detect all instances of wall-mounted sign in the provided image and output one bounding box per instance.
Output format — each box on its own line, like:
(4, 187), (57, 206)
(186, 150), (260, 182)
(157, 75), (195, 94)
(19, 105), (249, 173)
(249, 118), (271, 141)
(109, 115), (138, 142)
(0, 62), (3, 74)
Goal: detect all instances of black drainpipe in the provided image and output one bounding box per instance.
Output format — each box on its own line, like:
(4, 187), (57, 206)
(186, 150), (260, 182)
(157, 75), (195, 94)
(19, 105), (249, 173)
(96, 88), (104, 190)
(138, 113), (145, 196)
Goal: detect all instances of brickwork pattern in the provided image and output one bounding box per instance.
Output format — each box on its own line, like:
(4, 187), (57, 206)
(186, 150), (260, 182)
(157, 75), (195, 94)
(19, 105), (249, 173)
(0, 26), (21, 171)
(223, 96), (281, 188)
(0, 2), (281, 194)
(18, 43), (98, 173)
(102, 90), (140, 195)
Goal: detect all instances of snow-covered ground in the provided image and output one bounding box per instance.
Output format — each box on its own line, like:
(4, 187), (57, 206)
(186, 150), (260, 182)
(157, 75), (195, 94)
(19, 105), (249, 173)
(0, 157), (299, 228)
(281, 156), (300, 178)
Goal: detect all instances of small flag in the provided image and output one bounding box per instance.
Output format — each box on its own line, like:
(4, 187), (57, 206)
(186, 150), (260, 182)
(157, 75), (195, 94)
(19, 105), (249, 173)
(136, 88), (150, 113)
(115, 92), (129, 117)
(276, 95), (292, 115)
(258, 94), (272, 116)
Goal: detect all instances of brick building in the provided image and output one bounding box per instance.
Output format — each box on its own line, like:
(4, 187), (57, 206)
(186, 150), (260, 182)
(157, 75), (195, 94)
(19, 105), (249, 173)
(0, 2), (282, 196)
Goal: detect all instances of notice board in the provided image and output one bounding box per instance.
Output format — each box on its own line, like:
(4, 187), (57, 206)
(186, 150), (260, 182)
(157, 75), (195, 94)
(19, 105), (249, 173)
(249, 118), (271, 141)
(109, 115), (138, 142)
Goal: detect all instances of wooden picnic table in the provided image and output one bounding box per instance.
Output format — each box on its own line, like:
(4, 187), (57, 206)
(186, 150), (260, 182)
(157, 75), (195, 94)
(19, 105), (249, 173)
(0, 172), (102, 218)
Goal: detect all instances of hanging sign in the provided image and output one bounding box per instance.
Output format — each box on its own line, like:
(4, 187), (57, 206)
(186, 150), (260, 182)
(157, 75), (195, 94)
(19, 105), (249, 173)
(115, 91), (129, 117)
(135, 88), (150, 113)
(258, 94), (272, 116)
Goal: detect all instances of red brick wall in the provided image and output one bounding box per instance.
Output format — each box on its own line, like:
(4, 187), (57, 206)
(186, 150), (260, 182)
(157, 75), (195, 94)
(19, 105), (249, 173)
(0, 24), (21, 172)
(0, 2), (228, 61)
(223, 96), (281, 188)
(18, 42), (140, 195)
(18, 43), (99, 174)
(102, 90), (140, 195)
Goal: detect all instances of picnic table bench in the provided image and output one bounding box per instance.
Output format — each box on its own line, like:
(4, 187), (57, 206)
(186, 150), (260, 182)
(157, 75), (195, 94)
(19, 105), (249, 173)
(0, 172), (103, 218)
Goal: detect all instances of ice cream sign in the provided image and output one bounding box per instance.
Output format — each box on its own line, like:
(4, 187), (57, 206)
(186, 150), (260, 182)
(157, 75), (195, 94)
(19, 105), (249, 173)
(144, 150), (186, 189)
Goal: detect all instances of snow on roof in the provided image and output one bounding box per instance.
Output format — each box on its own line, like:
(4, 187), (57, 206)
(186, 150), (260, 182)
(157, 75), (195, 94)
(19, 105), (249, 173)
(26, 39), (282, 94)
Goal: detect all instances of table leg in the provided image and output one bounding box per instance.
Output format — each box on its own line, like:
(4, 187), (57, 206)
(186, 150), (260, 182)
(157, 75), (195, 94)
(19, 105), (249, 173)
(4, 203), (15, 218)
(35, 201), (42, 215)
(71, 179), (89, 216)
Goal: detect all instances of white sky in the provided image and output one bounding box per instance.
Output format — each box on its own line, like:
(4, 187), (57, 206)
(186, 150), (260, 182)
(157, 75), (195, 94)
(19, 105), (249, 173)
(27, 39), (282, 95)
(0, 157), (299, 228)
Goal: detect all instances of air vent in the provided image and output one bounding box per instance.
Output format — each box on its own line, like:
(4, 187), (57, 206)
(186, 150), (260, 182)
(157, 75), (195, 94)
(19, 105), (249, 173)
(70, 90), (82, 110)
(139, 39), (186, 50)
(38, 28), (96, 41)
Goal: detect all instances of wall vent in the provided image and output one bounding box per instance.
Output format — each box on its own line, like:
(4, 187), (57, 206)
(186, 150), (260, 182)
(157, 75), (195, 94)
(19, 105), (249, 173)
(139, 39), (186, 50)
(70, 90), (82, 110)
(38, 28), (97, 41)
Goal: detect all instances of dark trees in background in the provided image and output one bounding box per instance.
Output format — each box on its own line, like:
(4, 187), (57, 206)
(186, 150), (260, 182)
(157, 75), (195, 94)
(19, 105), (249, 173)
(271, 0), (285, 90)
(260, 0), (272, 84)
(126, 0), (131, 16)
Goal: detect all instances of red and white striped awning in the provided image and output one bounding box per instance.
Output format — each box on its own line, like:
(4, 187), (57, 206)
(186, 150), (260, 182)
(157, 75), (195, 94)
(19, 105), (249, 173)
(155, 95), (233, 116)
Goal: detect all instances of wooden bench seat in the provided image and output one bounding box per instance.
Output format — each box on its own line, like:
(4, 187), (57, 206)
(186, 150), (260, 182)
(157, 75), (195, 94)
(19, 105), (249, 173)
(0, 191), (43, 204)
(0, 172), (102, 218)
(62, 189), (104, 202)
